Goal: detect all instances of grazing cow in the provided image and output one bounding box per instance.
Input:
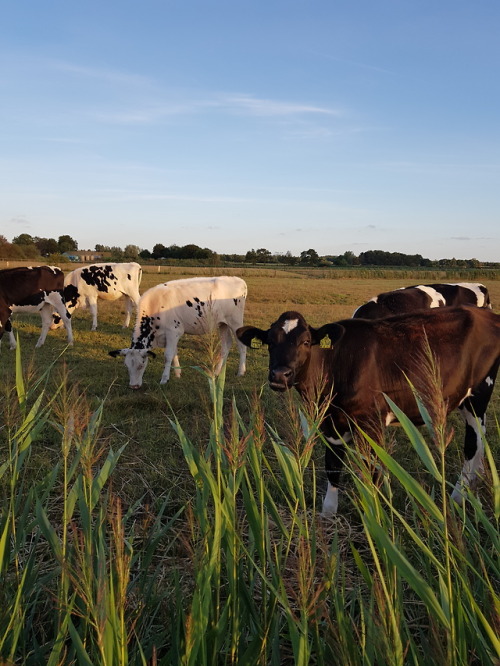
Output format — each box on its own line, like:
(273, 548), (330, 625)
(0, 266), (73, 349)
(237, 307), (500, 515)
(353, 282), (491, 319)
(109, 276), (248, 389)
(51, 262), (142, 331)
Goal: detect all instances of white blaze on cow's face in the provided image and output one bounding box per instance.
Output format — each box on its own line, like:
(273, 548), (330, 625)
(282, 318), (299, 334)
(121, 349), (151, 389)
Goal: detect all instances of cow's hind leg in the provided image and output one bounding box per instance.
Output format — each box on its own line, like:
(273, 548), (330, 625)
(214, 324), (234, 375)
(45, 292), (73, 345)
(122, 296), (133, 328)
(451, 360), (499, 504)
(88, 298), (98, 331)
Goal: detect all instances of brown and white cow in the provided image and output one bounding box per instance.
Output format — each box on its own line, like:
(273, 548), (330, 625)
(0, 266), (73, 349)
(109, 276), (248, 388)
(51, 262), (142, 331)
(353, 282), (491, 319)
(237, 307), (500, 515)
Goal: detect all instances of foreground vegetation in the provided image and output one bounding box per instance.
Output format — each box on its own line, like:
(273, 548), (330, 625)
(1, 342), (499, 665)
(1, 268), (499, 664)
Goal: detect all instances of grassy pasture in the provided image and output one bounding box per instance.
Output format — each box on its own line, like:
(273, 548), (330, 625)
(1, 267), (499, 664)
(2, 268), (499, 507)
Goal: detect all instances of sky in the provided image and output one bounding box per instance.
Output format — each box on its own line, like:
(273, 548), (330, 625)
(1, 1), (499, 261)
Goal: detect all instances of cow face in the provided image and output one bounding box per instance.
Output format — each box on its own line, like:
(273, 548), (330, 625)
(108, 348), (156, 389)
(238, 311), (344, 392)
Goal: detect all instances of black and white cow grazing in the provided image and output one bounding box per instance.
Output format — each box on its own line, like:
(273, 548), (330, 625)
(109, 276), (248, 389)
(51, 262), (142, 331)
(0, 266), (73, 349)
(237, 307), (500, 515)
(353, 282), (491, 319)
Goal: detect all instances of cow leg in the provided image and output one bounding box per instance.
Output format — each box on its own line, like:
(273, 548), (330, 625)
(234, 333), (247, 376)
(161, 331), (182, 383)
(214, 324), (233, 375)
(122, 296), (133, 328)
(5, 319), (17, 350)
(35, 306), (53, 348)
(322, 433), (351, 516)
(451, 361), (499, 504)
(45, 292), (74, 345)
(88, 299), (98, 331)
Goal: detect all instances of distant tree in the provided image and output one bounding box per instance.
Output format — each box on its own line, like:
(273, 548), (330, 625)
(152, 243), (167, 259)
(255, 248), (272, 263)
(139, 248), (152, 259)
(12, 233), (36, 246)
(109, 246), (124, 261)
(245, 249), (257, 263)
(34, 237), (59, 256)
(124, 244), (140, 259)
(95, 244), (111, 252)
(58, 235), (78, 253)
(300, 248), (320, 265)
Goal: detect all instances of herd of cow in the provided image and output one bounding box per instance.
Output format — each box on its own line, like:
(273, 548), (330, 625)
(1, 263), (499, 516)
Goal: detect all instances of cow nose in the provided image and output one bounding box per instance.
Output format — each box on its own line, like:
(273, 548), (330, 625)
(130, 384), (141, 390)
(270, 367), (293, 387)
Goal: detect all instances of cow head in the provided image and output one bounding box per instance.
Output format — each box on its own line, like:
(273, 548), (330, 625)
(108, 348), (156, 389)
(237, 311), (344, 391)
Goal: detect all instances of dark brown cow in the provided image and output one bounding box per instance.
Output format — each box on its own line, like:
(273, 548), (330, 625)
(353, 282), (491, 319)
(237, 307), (500, 515)
(0, 266), (73, 348)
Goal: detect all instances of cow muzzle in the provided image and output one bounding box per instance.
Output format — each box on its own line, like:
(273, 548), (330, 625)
(129, 384), (142, 390)
(269, 367), (294, 391)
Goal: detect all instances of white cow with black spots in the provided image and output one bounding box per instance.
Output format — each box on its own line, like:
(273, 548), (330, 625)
(51, 262), (142, 331)
(109, 276), (248, 389)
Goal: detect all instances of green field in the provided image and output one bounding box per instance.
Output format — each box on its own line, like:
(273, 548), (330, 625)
(1, 267), (499, 665)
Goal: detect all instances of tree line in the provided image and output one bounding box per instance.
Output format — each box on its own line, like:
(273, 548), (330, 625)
(0, 234), (496, 269)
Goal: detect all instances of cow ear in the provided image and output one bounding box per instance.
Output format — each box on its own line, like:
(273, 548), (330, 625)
(236, 325), (269, 348)
(310, 323), (345, 347)
(147, 351), (156, 359)
(108, 349), (125, 358)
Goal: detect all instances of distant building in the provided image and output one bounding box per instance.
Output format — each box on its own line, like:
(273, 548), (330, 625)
(63, 250), (113, 262)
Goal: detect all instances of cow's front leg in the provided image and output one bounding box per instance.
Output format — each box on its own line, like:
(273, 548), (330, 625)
(160, 332), (182, 383)
(322, 434), (350, 516)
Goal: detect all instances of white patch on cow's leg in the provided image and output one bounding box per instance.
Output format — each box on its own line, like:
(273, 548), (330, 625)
(282, 318), (299, 334)
(451, 406), (486, 505)
(8, 329), (17, 350)
(321, 434), (349, 517)
(322, 483), (338, 516)
(485, 376), (493, 387)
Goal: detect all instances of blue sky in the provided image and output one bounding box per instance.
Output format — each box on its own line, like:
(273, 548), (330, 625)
(1, 1), (499, 261)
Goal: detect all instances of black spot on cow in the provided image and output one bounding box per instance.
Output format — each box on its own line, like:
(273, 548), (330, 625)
(186, 300), (193, 307)
(132, 315), (155, 348)
(127, 274), (131, 280)
(233, 298), (238, 306)
(80, 265), (117, 293)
